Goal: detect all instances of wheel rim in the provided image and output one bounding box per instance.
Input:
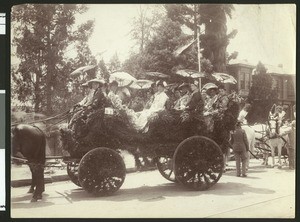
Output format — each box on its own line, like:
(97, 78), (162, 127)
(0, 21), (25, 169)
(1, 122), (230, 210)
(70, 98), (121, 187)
(156, 156), (176, 182)
(174, 136), (224, 191)
(67, 161), (81, 187)
(78, 147), (126, 196)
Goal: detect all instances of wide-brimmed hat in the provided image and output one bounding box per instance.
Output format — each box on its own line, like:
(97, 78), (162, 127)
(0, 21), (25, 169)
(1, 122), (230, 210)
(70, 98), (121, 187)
(88, 78), (105, 85)
(202, 83), (218, 90)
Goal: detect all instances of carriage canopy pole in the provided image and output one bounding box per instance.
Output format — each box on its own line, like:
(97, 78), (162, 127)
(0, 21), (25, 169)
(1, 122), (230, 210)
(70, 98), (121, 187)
(197, 24), (202, 91)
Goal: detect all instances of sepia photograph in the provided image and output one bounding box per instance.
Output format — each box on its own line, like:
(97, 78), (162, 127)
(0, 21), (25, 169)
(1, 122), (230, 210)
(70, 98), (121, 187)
(10, 4), (296, 218)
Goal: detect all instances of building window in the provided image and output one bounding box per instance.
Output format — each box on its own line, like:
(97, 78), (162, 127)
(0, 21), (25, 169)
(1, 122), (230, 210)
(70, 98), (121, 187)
(240, 72), (245, 90)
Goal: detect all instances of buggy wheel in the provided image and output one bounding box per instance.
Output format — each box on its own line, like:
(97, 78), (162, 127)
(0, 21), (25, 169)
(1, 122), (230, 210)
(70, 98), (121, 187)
(156, 156), (176, 182)
(173, 136), (224, 191)
(78, 147), (126, 196)
(67, 161), (81, 187)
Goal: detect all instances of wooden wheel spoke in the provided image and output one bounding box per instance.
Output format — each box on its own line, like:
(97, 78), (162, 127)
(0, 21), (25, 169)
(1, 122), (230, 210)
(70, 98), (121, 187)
(174, 136), (224, 191)
(78, 148), (126, 196)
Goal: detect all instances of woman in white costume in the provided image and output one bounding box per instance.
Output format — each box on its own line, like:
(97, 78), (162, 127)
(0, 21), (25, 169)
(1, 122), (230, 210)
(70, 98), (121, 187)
(134, 80), (169, 132)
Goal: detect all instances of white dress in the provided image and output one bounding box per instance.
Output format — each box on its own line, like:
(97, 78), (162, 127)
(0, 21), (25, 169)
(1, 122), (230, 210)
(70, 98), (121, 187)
(134, 91), (169, 131)
(238, 109), (248, 125)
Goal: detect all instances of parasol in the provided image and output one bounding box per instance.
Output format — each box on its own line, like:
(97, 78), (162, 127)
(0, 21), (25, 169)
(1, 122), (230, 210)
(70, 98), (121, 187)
(70, 65), (96, 77)
(175, 69), (206, 79)
(212, 73), (237, 84)
(129, 79), (154, 89)
(110, 71), (137, 87)
(144, 71), (170, 79)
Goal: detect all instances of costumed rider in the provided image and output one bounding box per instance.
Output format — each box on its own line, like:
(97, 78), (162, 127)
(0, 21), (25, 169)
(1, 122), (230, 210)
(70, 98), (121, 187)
(70, 78), (108, 130)
(134, 80), (169, 132)
(173, 83), (191, 111)
(108, 80), (124, 110)
(204, 84), (230, 157)
(269, 104), (286, 134)
(203, 83), (219, 132)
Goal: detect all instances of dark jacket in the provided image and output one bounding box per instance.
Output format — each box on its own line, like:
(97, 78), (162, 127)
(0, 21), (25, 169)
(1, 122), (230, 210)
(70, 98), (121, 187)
(185, 90), (204, 113)
(231, 128), (249, 152)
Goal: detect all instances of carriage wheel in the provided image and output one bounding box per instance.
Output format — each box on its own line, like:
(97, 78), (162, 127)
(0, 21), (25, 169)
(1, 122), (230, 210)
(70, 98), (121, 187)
(173, 136), (224, 191)
(67, 161), (81, 187)
(156, 156), (176, 182)
(78, 147), (126, 196)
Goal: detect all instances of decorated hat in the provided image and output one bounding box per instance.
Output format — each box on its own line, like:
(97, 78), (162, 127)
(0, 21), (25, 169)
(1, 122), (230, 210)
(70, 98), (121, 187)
(202, 83), (218, 90)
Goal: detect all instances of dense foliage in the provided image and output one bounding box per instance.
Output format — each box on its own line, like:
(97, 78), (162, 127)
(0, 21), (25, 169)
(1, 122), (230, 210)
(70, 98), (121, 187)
(11, 4), (96, 115)
(247, 62), (278, 124)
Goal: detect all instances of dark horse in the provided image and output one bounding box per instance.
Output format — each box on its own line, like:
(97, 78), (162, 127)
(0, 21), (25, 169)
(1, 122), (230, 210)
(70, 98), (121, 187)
(11, 124), (46, 202)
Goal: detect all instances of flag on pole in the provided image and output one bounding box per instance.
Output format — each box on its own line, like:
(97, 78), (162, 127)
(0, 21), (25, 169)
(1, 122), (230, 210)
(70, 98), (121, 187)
(173, 38), (197, 57)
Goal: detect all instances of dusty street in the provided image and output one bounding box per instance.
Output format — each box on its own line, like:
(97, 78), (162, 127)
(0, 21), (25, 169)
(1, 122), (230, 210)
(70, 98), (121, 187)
(11, 159), (295, 218)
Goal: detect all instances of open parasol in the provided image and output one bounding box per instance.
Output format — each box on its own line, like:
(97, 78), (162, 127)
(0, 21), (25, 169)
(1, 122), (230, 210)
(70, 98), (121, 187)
(129, 79), (154, 89)
(212, 73), (237, 84)
(144, 71), (170, 79)
(175, 69), (206, 79)
(70, 65), (96, 77)
(110, 71), (137, 87)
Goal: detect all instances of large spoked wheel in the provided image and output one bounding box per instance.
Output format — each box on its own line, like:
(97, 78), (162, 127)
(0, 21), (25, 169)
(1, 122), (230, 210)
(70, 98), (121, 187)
(156, 156), (176, 182)
(78, 147), (126, 196)
(67, 161), (81, 187)
(173, 136), (224, 191)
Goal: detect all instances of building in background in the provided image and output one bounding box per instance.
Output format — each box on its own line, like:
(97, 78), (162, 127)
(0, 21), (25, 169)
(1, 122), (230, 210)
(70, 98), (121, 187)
(226, 59), (296, 119)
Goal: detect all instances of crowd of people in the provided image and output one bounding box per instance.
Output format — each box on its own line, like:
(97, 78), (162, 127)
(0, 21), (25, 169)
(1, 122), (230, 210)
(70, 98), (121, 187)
(70, 77), (295, 177)
(71, 78), (240, 134)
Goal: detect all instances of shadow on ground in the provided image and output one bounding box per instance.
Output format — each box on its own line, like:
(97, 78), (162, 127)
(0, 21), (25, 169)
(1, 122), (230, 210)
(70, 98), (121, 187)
(25, 179), (276, 205)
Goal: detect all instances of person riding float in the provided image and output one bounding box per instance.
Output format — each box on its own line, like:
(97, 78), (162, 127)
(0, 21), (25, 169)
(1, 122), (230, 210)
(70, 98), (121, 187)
(70, 78), (110, 135)
(173, 83), (191, 111)
(134, 80), (169, 132)
(269, 104), (286, 134)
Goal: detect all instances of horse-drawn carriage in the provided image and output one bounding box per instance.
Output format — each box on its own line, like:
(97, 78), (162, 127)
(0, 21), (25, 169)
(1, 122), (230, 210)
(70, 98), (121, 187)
(59, 99), (229, 196)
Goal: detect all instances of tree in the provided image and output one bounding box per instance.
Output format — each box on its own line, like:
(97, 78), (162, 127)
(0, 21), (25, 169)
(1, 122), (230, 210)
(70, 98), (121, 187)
(247, 62), (278, 124)
(165, 4), (237, 72)
(107, 52), (121, 73)
(11, 4), (95, 115)
(98, 59), (110, 82)
(131, 5), (164, 54)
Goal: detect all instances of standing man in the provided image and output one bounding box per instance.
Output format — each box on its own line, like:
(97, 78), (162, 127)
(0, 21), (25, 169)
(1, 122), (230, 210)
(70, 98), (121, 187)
(230, 121), (249, 177)
(12, 124), (46, 202)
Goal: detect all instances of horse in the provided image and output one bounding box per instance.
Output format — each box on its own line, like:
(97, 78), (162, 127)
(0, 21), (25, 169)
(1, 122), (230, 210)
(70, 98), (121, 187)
(11, 124), (46, 202)
(246, 120), (288, 168)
